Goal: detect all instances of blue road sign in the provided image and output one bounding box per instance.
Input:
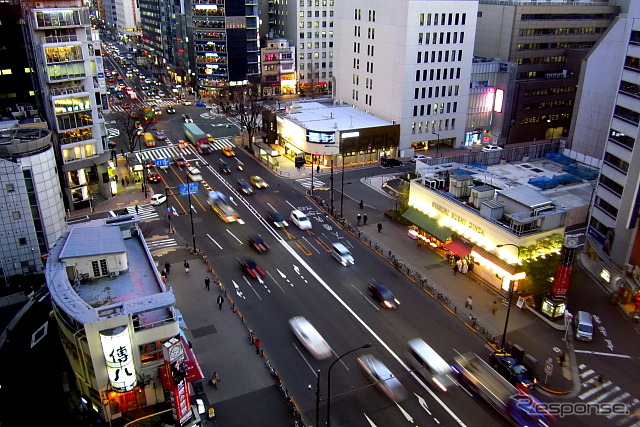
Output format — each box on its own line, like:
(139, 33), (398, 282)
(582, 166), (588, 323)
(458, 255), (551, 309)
(155, 158), (170, 167)
(179, 182), (199, 196)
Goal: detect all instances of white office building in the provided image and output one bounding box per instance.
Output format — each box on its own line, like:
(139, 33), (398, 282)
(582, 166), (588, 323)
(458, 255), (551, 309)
(333, 0), (478, 157)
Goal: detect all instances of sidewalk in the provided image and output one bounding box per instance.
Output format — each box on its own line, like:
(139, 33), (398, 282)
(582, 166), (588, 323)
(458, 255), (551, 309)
(158, 249), (297, 426)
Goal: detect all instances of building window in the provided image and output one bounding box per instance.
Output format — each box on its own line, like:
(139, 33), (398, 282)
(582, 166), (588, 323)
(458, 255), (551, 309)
(6, 183), (14, 192)
(18, 237), (27, 245)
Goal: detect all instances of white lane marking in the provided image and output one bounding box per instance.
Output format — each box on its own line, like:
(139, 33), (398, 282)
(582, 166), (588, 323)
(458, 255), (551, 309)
(267, 271), (286, 293)
(574, 350), (631, 358)
(350, 284), (379, 311)
(242, 276), (261, 300)
(207, 234), (223, 250)
(292, 342), (316, 375)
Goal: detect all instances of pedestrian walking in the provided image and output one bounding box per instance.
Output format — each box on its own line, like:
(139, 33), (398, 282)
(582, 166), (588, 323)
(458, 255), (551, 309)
(363, 213), (368, 225)
(213, 372), (221, 383)
(164, 261), (171, 276)
(249, 329), (256, 344)
(452, 264), (458, 275)
(254, 339), (261, 355)
(205, 277), (210, 291)
(492, 301), (498, 315)
(210, 373), (218, 389)
(121, 178), (125, 187)
(183, 260), (190, 274)
(377, 222), (382, 233)
(135, 204), (139, 215)
(125, 176), (129, 186)
(316, 164), (320, 173)
(359, 200), (364, 209)
(357, 213), (362, 225)
(465, 295), (473, 310)
(558, 351), (566, 366)
(216, 294), (224, 310)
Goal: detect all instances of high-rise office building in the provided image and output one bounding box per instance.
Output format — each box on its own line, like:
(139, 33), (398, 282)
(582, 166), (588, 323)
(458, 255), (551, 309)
(263, 0), (335, 96)
(333, 0), (478, 155)
(582, 1), (640, 295)
(475, 1), (618, 145)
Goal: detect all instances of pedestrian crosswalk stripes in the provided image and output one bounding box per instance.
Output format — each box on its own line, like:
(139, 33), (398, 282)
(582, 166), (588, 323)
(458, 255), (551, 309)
(133, 137), (234, 164)
(576, 364), (640, 426)
(125, 203), (158, 220)
(295, 177), (326, 189)
(146, 238), (178, 251)
(109, 99), (177, 113)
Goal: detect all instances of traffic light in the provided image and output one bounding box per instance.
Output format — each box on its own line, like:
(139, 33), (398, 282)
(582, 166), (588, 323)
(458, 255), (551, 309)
(294, 157), (305, 168)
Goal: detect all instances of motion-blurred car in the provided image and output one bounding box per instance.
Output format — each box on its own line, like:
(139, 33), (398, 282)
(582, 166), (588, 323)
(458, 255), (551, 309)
(289, 316), (332, 360)
(219, 160), (231, 174)
(331, 242), (354, 266)
(368, 281), (400, 309)
(177, 139), (189, 148)
(147, 172), (161, 183)
(237, 179), (253, 195)
(122, 103), (132, 109)
(182, 114), (193, 123)
(142, 159), (155, 168)
(489, 352), (537, 389)
(116, 93), (125, 99)
(187, 167), (202, 182)
(238, 258), (265, 279)
(248, 235), (269, 253)
(290, 210), (312, 230)
(166, 105), (176, 114)
(174, 157), (187, 167)
(180, 99), (192, 105)
(250, 176), (268, 189)
(268, 211), (288, 228)
(221, 146), (235, 157)
(150, 194), (167, 206)
(195, 100), (207, 107)
(357, 354), (408, 402)
(155, 130), (167, 140)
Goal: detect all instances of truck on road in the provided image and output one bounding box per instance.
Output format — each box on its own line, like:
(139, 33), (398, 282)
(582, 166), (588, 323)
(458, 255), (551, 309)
(183, 123), (206, 144)
(183, 123), (213, 154)
(451, 353), (554, 426)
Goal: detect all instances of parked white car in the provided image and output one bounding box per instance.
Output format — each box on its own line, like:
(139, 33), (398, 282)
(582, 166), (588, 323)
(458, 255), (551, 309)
(482, 144), (503, 152)
(290, 209), (312, 230)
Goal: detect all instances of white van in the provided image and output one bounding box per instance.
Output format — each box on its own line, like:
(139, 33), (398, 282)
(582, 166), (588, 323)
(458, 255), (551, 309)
(331, 242), (354, 266)
(406, 338), (455, 392)
(574, 311), (593, 342)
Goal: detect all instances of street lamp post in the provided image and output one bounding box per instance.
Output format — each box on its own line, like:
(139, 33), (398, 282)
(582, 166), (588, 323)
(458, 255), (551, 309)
(496, 243), (521, 350)
(432, 131), (440, 156)
(326, 343), (372, 427)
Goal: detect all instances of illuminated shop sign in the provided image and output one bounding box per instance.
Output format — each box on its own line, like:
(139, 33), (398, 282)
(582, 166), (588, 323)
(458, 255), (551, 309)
(100, 326), (137, 392)
(432, 202), (485, 235)
(307, 131), (335, 144)
(341, 131), (359, 138)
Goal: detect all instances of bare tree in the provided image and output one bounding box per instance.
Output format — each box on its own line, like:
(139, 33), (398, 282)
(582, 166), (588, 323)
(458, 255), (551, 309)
(111, 105), (157, 153)
(302, 63), (319, 99)
(225, 84), (265, 151)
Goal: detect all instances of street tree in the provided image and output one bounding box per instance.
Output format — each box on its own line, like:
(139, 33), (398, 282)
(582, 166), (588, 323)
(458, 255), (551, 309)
(111, 105), (156, 153)
(224, 84), (265, 151)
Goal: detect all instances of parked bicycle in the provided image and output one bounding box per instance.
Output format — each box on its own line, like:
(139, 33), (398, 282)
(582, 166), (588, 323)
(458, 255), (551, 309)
(437, 292), (451, 305)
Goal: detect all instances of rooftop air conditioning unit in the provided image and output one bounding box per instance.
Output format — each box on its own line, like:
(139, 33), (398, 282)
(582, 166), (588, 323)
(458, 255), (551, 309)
(109, 270), (120, 278)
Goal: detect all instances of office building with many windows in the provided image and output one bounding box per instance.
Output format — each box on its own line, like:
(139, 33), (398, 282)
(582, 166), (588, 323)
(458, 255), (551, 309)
(333, 0), (477, 156)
